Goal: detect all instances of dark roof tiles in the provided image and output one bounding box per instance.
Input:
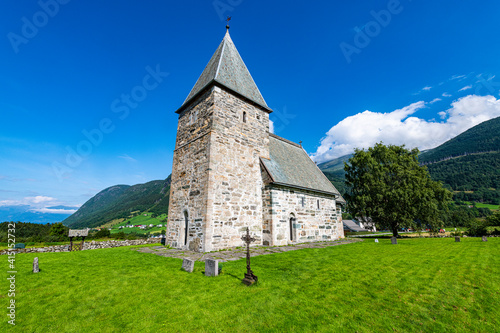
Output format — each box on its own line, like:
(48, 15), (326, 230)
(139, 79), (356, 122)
(182, 31), (269, 111)
(262, 134), (341, 196)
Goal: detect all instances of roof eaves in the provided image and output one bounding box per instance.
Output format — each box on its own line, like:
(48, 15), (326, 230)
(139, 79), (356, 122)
(176, 80), (273, 114)
(270, 182), (339, 197)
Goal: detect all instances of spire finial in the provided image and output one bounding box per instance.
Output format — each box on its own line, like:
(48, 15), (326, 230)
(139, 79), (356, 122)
(226, 16), (231, 31)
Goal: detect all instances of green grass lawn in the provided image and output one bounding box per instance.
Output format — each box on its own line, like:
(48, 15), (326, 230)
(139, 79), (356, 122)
(2, 238), (499, 332)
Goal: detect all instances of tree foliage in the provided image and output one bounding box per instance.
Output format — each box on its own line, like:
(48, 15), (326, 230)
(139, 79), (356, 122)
(344, 143), (452, 237)
(486, 211), (500, 226)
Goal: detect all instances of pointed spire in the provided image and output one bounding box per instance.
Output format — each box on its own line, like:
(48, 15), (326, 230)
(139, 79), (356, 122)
(178, 31), (271, 113)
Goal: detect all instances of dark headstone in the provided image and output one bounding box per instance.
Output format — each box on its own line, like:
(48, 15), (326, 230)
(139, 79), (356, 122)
(14, 243), (25, 249)
(455, 236), (461, 242)
(160, 237), (166, 246)
(391, 237), (397, 245)
(182, 259), (195, 273)
(205, 259), (219, 277)
(33, 257), (39, 273)
(482, 236), (487, 242)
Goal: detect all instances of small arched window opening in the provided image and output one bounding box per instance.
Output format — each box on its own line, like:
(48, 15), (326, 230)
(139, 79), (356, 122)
(243, 111), (247, 123)
(289, 214), (296, 241)
(317, 199), (320, 209)
(183, 211), (189, 246)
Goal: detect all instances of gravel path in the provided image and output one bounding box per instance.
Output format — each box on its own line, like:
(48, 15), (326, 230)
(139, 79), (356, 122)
(135, 238), (362, 262)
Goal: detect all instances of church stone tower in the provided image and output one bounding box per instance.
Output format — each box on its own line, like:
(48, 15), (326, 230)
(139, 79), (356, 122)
(166, 30), (272, 252)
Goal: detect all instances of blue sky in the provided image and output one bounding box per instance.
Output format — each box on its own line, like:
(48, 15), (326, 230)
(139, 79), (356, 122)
(1, 0), (500, 218)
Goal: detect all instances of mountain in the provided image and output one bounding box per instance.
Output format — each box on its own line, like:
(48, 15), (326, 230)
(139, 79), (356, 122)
(317, 155), (352, 195)
(0, 205), (76, 224)
(418, 117), (500, 204)
(318, 117), (500, 204)
(317, 154), (352, 174)
(63, 176), (171, 229)
(419, 116), (500, 163)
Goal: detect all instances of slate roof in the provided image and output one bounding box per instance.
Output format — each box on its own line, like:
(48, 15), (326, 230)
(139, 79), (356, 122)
(343, 220), (367, 232)
(261, 134), (341, 196)
(179, 30), (271, 113)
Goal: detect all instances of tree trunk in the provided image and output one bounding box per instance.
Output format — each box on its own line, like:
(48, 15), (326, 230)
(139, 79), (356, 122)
(392, 228), (399, 237)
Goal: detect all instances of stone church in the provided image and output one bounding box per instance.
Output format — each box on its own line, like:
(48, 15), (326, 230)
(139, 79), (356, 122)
(166, 30), (345, 252)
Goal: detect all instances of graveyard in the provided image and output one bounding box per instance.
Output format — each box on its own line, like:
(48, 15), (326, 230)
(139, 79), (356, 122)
(3, 237), (499, 332)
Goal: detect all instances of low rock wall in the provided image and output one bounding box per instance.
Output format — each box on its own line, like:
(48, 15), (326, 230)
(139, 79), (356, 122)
(0, 238), (161, 255)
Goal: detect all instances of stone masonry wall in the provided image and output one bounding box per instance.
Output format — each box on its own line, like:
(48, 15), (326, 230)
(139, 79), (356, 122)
(0, 238), (160, 255)
(204, 87), (270, 251)
(166, 89), (215, 252)
(266, 185), (343, 246)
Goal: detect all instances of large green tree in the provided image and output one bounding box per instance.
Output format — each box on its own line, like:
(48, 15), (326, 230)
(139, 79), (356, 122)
(344, 143), (451, 237)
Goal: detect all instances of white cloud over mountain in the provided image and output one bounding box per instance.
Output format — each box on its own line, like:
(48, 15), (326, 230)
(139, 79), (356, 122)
(311, 95), (500, 163)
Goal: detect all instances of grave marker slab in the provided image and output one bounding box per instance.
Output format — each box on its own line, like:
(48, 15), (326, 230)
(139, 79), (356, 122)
(182, 259), (195, 273)
(375, 239), (379, 243)
(205, 259), (219, 277)
(455, 236), (461, 242)
(391, 237), (397, 245)
(33, 257), (39, 273)
(482, 236), (488, 242)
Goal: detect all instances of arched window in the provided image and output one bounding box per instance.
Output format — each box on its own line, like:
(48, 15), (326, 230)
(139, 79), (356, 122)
(289, 214), (296, 241)
(183, 211), (189, 246)
(243, 111), (247, 123)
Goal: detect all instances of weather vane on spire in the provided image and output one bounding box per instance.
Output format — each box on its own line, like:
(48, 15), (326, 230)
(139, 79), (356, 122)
(226, 16), (231, 30)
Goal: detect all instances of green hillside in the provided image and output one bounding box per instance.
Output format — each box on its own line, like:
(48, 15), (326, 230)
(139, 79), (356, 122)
(419, 116), (500, 163)
(63, 176), (171, 229)
(318, 154), (351, 195)
(317, 154), (352, 174)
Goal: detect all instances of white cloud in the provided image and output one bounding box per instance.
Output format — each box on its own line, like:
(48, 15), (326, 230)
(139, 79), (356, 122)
(430, 98), (442, 104)
(422, 86), (432, 91)
(0, 200), (22, 207)
(459, 85), (473, 92)
(442, 92), (452, 97)
(118, 154), (137, 162)
(32, 208), (77, 215)
(451, 74), (467, 81)
(269, 119), (274, 134)
(26, 196), (55, 204)
(311, 95), (500, 163)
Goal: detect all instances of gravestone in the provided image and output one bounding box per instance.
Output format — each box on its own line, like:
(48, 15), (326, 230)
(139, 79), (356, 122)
(160, 237), (166, 246)
(205, 259), (219, 277)
(14, 243), (25, 249)
(482, 236), (487, 242)
(455, 236), (460, 242)
(33, 257), (39, 273)
(391, 237), (397, 245)
(375, 239), (379, 243)
(182, 259), (195, 273)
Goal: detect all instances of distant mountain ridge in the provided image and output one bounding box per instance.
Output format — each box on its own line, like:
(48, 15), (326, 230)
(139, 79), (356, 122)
(63, 176), (171, 229)
(419, 116), (500, 164)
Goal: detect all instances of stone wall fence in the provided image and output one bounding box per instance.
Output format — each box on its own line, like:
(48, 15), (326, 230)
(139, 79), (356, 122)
(0, 238), (161, 255)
